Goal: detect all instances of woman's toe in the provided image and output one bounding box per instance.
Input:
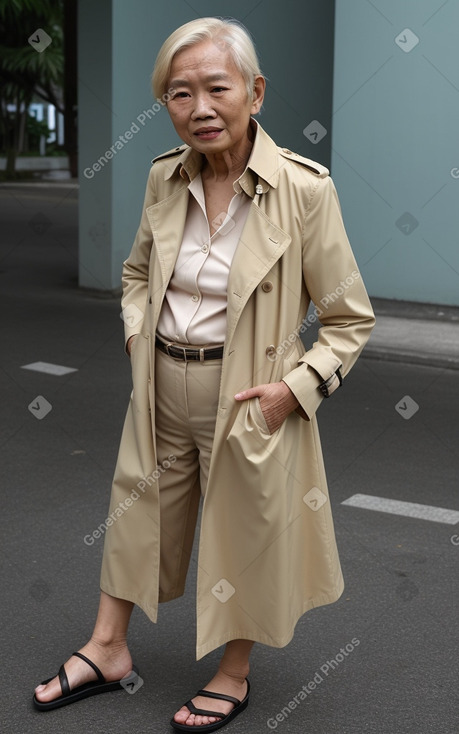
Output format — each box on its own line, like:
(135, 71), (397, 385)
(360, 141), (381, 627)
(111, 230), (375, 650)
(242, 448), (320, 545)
(174, 706), (194, 724)
(173, 704), (222, 727)
(34, 676), (61, 702)
(195, 714), (220, 726)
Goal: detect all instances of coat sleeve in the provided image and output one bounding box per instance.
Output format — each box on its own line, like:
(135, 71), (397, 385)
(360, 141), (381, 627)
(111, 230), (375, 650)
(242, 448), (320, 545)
(282, 174), (375, 420)
(120, 168), (156, 351)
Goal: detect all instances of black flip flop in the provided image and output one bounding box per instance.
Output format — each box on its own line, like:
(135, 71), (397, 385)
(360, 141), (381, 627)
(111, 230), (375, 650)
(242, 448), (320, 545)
(170, 679), (250, 732)
(32, 651), (139, 711)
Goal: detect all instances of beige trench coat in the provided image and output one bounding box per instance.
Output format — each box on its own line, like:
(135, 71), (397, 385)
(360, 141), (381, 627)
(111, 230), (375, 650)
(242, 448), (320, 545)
(100, 121), (375, 660)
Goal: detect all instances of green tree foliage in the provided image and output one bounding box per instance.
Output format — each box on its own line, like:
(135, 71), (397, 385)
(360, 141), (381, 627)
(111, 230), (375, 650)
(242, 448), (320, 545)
(0, 0), (64, 177)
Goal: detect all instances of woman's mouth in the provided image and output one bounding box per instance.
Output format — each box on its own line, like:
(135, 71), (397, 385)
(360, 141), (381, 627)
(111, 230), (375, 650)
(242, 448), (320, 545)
(194, 128), (222, 140)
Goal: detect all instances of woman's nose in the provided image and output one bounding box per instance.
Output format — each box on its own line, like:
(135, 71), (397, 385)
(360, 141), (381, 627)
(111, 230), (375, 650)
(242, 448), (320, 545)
(191, 95), (216, 120)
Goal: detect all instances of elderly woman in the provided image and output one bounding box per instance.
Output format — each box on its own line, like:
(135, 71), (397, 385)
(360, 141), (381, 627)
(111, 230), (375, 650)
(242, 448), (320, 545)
(34, 16), (375, 732)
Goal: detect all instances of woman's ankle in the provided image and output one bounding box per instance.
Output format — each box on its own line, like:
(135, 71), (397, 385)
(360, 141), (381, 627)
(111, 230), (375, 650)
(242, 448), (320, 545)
(217, 662), (250, 683)
(85, 635), (129, 655)
(217, 639), (253, 682)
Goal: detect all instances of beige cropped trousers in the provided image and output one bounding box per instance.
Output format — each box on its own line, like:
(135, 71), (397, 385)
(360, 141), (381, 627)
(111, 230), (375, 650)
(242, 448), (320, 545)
(154, 346), (222, 602)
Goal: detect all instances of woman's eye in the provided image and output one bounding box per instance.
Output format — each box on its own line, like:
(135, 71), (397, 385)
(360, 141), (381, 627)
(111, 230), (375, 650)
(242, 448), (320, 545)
(211, 87), (226, 93)
(174, 91), (190, 99)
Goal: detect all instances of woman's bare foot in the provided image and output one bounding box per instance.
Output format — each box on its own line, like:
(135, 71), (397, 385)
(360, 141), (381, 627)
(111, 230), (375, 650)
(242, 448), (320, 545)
(34, 638), (133, 703)
(173, 669), (249, 728)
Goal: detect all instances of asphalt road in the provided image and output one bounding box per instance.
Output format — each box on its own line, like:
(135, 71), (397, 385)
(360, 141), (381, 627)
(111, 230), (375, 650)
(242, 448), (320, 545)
(1, 185), (458, 734)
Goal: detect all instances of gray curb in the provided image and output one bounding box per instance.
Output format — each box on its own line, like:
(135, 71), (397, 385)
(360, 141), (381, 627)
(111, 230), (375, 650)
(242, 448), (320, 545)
(362, 347), (459, 371)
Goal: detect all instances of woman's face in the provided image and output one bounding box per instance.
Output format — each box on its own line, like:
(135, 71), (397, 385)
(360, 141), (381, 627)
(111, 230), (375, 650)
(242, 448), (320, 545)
(166, 39), (264, 159)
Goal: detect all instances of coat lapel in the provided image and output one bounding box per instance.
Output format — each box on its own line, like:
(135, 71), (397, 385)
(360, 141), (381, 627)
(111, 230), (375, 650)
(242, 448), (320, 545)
(146, 185), (189, 308)
(226, 203), (291, 342)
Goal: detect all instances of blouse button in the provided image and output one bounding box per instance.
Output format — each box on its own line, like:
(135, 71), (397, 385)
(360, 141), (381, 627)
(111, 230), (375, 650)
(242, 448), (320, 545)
(201, 245), (209, 253)
(261, 281), (273, 292)
(266, 344), (276, 357)
(191, 294), (199, 302)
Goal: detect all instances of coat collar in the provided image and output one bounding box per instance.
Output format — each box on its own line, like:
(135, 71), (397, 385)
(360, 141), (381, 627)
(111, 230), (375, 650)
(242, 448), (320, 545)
(162, 119), (280, 197)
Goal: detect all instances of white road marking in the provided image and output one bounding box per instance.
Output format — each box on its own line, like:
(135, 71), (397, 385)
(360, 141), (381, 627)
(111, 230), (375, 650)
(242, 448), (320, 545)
(21, 361), (78, 376)
(342, 493), (459, 525)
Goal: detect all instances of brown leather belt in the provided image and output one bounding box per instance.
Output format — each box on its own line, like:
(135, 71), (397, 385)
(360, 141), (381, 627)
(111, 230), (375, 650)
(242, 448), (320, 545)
(155, 335), (224, 362)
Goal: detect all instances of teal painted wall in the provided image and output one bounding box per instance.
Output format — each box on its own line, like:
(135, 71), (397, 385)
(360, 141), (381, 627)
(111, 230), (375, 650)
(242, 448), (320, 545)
(78, 0), (335, 291)
(332, 0), (459, 306)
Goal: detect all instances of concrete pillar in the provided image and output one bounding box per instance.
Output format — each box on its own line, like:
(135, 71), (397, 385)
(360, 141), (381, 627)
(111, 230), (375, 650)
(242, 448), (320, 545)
(78, 0), (115, 291)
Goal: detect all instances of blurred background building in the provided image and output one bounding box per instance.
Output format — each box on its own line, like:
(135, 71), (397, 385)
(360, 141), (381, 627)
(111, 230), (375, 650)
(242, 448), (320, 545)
(1, 0), (458, 305)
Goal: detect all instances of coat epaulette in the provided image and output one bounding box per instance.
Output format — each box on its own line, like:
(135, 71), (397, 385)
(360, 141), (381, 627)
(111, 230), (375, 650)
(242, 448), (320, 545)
(151, 144), (188, 165)
(278, 147), (329, 178)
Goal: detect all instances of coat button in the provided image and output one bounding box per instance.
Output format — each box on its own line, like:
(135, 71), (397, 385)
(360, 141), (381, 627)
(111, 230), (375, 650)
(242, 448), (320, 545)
(261, 281), (273, 292)
(266, 344), (276, 357)
(282, 148), (292, 155)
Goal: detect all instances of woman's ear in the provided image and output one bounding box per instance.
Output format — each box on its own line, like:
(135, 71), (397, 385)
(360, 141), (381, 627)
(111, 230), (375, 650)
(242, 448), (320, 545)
(251, 75), (266, 114)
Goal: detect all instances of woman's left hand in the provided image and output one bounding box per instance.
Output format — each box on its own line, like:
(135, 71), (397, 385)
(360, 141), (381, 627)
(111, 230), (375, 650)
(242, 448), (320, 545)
(235, 382), (299, 434)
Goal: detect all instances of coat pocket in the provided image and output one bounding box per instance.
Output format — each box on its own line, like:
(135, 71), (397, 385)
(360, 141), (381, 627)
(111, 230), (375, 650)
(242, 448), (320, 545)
(226, 398), (281, 462)
(252, 397), (271, 435)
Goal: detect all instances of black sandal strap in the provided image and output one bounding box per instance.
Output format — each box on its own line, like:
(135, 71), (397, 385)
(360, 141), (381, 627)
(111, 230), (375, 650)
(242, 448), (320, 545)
(58, 664), (70, 697)
(72, 651), (106, 684)
(195, 689), (241, 706)
(184, 699), (228, 719)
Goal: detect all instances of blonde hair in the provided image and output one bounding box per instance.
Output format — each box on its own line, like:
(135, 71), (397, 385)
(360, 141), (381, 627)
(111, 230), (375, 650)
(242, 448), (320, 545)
(152, 17), (262, 100)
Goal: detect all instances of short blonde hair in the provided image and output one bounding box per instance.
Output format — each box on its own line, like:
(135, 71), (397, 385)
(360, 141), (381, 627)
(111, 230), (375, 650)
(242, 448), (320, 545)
(152, 17), (262, 100)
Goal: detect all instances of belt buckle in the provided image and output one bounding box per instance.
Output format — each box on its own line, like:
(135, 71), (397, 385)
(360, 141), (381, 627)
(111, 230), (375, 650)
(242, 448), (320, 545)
(199, 348), (205, 363)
